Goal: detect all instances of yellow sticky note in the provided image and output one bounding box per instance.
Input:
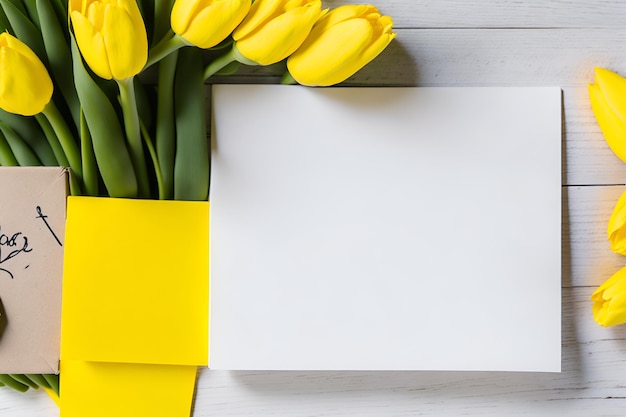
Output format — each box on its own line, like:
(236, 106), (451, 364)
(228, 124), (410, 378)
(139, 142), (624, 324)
(61, 197), (209, 366)
(60, 360), (197, 417)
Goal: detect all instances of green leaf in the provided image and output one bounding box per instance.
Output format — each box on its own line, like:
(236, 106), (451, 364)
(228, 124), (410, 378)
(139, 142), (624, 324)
(9, 374), (39, 389)
(25, 374), (51, 389)
(71, 34), (138, 198)
(79, 107), (99, 196)
(21, 0), (40, 28)
(49, 0), (66, 20)
(0, 122), (41, 166)
(137, 0), (154, 47)
(0, 109), (57, 165)
(42, 374), (59, 396)
(0, 374), (29, 392)
(156, 51), (177, 199)
(37, 0), (80, 128)
(0, 131), (18, 166)
(34, 113), (69, 167)
(0, 5), (12, 32)
(116, 77), (150, 197)
(2, 0), (26, 15)
(0, 0), (47, 63)
(173, 47), (209, 201)
(152, 0), (174, 45)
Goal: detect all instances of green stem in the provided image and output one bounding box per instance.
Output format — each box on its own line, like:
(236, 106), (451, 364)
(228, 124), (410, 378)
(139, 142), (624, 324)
(25, 374), (51, 389)
(0, 123), (41, 166)
(117, 77), (150, 197)
(42, 374), (59, 397)
(140, 119), (166, 200)
(156, 51), (178, 199)
(9, 374), (38, 389)
(0, 131), (18, 166)
(35, 111), (82, 195)
(145, 31), (186, 69)
(80, 108), (99, 196)
(204, 48), (238, 81)
(41, 101), (82, 181)
(34, 113), (68, 167)
(153, 0), (175, 45)
(281, 71), (297, 85)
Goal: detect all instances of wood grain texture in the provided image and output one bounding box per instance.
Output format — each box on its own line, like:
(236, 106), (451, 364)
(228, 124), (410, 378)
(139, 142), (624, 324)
(324, 0), (626, 29)
(3, 0), (626, 415)
(191, 288), (626, 417)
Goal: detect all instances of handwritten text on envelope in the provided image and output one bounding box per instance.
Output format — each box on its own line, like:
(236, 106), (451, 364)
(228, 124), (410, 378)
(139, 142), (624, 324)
(0, 167), (67, 374)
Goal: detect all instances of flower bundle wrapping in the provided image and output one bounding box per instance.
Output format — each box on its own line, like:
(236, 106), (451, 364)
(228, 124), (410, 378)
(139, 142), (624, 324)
(0, 0), (396, 407)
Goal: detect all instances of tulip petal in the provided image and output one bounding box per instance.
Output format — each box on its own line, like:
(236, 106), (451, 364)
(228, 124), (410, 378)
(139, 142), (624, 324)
(289, 19), (373, 86)
(171, 0), (205, 35)
(287, 5), (395, 86)
(233, 0), (285, 40)
(608, 191), (626, 255)
(312, 4), (374, 32)
(0, 33), (52, 115)
(359, 31), (395, 68)
(102, 4), (147, 79)
(589, 82), (626, 162)
(71, 10), (113, 79)
(174, 0), (250, 49)
(591, 266), (626, 326)
(594, 68), (626, 127)
(236, 4), (322, 65)
(69, 0), (82, 13)
(599, 292), (626, 327)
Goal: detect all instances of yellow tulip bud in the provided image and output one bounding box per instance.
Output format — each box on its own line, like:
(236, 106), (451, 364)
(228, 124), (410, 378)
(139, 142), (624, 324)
(286, 4), (396, 86)
(171, 0), (251, 49)
(589, 68), (626, 163)
(608, 191), (626, 255)
(69, 0), (148, 80)
(592, 266), (626, 327)
(232, 0), (325, 66)
(0, 32), (53, 116)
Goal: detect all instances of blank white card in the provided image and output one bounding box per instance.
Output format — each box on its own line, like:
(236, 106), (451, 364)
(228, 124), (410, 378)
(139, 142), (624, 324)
(210, 85), (561, 372)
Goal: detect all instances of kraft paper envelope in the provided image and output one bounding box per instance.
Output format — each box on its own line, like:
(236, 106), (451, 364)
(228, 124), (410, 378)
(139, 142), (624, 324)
(0, 167), (67, 373)
(210, 85), (562, 372)
(61, 197), (209, 366)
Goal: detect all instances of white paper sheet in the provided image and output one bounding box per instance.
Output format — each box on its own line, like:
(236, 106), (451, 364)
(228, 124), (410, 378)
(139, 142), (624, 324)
(209, 85), (562, 372)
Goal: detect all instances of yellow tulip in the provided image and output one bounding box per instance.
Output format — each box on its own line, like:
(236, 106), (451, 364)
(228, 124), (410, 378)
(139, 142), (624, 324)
(0, 32), (53, 116)
(592, 266), (626, 327)
(286, 4), (395, 86)
(608, 191), (626, 255)
(171, 0), (251, 49)
(69, 0), (148, 80)
(232, 0), (325, 66)
(589, 68), (626, 163)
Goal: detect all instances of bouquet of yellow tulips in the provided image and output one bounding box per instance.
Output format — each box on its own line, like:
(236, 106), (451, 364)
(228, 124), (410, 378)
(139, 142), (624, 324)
(0, 0), (395, 399)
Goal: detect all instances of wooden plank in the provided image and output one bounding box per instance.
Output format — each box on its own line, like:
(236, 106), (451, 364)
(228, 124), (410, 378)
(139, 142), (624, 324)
(190, 288), (625, 417)
(323, 0), (626, 29)
(224, 28), (626, 86)
(565, 185), (626, 288)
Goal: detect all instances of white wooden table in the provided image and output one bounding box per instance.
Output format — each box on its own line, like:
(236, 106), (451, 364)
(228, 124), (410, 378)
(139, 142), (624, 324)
(3, 0), (626, 415)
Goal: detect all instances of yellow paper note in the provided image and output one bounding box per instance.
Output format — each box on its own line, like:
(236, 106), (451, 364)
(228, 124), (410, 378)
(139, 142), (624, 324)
(60, 360), (197, 417)
(61, 197), (209, 366)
